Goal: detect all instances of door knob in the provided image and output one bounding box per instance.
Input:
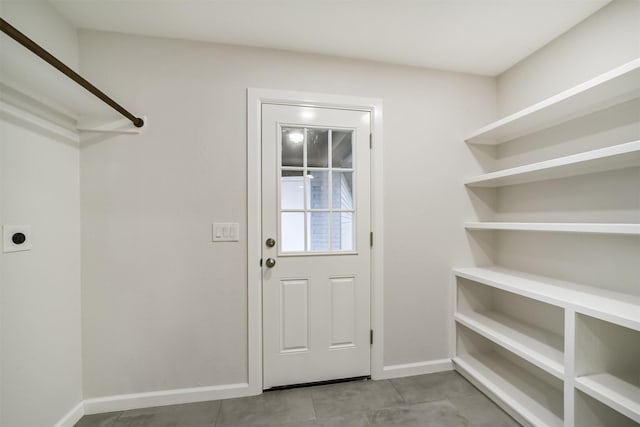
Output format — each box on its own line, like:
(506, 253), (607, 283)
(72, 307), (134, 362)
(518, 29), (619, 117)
(265, 258), (276, 268)
(265, 238), (276, 248)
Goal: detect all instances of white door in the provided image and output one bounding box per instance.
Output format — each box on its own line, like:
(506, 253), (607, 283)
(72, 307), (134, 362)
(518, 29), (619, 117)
(262, 103), (371, 389)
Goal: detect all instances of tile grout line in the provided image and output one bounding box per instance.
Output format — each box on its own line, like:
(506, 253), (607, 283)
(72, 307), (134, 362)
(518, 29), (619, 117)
(386, 378), (407, 405)
(309, 389), (319, 422)
(111, 411), (125, 427)
(109, 410), (124, 427)
(212, 399), (225, 427)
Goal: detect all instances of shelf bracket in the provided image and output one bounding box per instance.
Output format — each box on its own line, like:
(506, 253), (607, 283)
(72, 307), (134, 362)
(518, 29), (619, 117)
(76, 115), (148, 135)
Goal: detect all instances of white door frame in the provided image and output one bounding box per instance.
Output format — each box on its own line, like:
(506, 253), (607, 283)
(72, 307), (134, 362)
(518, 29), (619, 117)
(247, 88), (384, 394)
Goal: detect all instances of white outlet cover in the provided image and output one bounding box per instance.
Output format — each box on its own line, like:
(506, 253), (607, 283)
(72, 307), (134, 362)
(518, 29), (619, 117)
(212, 223), (239, 242)
(3, 225), (32, 253)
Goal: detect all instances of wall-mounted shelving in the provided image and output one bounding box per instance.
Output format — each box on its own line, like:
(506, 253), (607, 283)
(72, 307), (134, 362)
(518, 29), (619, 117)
(456, 59), (640, 426)
(455, 326), (565, 427)
(454, 267), (640, 331)
(455, 307), (564, 379)
(465, 59), (640, 144)
(575, 391), (639, 427)
(455, 311), (564, 379)
(464, 140), (640, 187)
(575, 374), (640, 424)
(454, 270), (640, 426)
(575, 314), (640, 424)
(455, 353), (565, 427)
(456, 278), (565, 379)
(464, 222), (640, 236)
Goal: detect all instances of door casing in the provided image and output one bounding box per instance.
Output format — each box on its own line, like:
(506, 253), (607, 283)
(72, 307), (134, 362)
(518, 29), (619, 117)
(247, 88), (384, 394)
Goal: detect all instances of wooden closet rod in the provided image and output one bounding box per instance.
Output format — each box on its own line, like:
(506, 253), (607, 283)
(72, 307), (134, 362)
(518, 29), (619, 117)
(1, 17), (144, 128)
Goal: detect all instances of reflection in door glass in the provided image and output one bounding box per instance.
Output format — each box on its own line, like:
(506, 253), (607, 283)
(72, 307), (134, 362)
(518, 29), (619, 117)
(308, 212), (330, 251)
(307, 129), (329, 167)
(281, 170), (304, 210)
(282, 128), (304, 167)
(332, 131), (353, 168)
(332, 171), (353, 210)
(332, 212), (354, 251)
(307, 170), (329, 209)
(281, 212), (305, 252)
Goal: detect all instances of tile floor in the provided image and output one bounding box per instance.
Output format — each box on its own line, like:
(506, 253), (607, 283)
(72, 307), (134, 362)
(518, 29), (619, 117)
(75, 371), (520, 427)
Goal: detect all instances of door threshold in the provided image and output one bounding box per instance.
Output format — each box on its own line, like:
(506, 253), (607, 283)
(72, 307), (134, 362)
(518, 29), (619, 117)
(265, 375), (371, 392)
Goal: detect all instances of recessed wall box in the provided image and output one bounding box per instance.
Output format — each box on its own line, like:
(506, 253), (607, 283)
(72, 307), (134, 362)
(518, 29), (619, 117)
(3, 225), (32, 253)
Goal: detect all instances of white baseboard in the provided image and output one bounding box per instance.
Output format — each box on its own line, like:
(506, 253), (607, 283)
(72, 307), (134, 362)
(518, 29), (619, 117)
(83, 382), (253, 415)
(378, 358), (453, 380)
(53, 401), (85, 427)
(58, 361), (450, 422)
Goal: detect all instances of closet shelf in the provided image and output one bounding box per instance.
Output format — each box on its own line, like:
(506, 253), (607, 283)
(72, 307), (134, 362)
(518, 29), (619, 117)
(455, 311), (564, 379)
(464, 140), (640, 187)
(0, 82), (147, 144)
(454, 352), (564, 427)
(465, 58), (640, 145)
(464, 222), (640, 235)
(575, 373), (640, 423)
(453, 266), (640, 331)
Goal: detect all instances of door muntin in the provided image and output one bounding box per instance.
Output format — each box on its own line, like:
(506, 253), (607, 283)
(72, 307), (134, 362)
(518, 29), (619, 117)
(278, 124), (358, 256)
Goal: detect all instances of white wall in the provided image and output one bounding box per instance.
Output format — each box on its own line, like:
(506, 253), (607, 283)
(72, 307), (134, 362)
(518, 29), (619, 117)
(485, 0), (640, 296)
(0, 2), (83, 426)
(77, 30), (495, 398)
(0, 121), (82, 426)
(0, 0), (88, 115)
(497, 0), (640, 116)
(0, 0), (78, 68)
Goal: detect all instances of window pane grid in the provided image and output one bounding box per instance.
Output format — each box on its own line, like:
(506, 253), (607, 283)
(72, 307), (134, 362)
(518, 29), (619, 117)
(280, 209), (356, 214)
(280, 127), (355, 253)
(282, 167), (353, 172)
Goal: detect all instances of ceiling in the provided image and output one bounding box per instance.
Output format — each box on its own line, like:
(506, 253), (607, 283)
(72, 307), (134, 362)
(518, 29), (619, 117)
(50, 0), (609, 76)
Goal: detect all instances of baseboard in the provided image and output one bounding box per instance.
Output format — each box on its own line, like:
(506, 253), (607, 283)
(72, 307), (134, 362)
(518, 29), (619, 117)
(378, 358), (453, 380)
(53, 401), (85, 427)
(61, 361), (451, 420)
(83, 382), (253, 415)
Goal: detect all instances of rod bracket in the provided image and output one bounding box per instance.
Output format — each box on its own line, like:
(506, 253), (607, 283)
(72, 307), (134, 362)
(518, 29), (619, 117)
(76, 115), (148, 134)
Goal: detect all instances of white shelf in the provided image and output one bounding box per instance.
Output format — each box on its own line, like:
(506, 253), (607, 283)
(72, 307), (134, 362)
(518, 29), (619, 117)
(466, 58), (640, 144)
(1, 80), (146, 144)
(576, 373), (640, 424)
(454, 352), (564, 427)
(455, 311), (564, 379)
(453, 266), (640, 332)
(464, 221), (640, 235)
(460, 59), (640, 427)
(464, 141), (640, 187)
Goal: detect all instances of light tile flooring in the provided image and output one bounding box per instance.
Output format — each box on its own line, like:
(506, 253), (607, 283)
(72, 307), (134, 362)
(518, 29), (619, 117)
(75, 371), (520, 427)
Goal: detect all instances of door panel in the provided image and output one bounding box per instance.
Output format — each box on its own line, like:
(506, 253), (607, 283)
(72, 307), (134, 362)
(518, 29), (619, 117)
(330, 277), (356, 347)
(262, 104), (371, 388)
(281, 279), (309, 352)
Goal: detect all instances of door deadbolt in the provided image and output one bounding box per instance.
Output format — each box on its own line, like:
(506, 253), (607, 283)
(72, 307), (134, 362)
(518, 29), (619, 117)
(265, 258), (276, 268)
(265, 238), (276, 248)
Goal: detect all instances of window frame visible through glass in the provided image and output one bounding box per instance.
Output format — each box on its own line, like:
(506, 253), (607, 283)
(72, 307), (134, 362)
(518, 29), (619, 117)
(277, 124), (357, 255)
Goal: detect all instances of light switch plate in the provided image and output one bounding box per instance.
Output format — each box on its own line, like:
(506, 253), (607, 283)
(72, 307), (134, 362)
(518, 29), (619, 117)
(3, 225), (32, 253)
(212, 223), (239, 242)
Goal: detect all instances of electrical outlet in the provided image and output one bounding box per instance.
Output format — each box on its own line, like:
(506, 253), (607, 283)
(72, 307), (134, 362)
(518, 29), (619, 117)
(3, 225), (32, 253)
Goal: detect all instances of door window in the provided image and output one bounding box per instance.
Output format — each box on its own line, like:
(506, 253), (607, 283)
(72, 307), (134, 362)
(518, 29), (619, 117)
(280, 126), (355, 253)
